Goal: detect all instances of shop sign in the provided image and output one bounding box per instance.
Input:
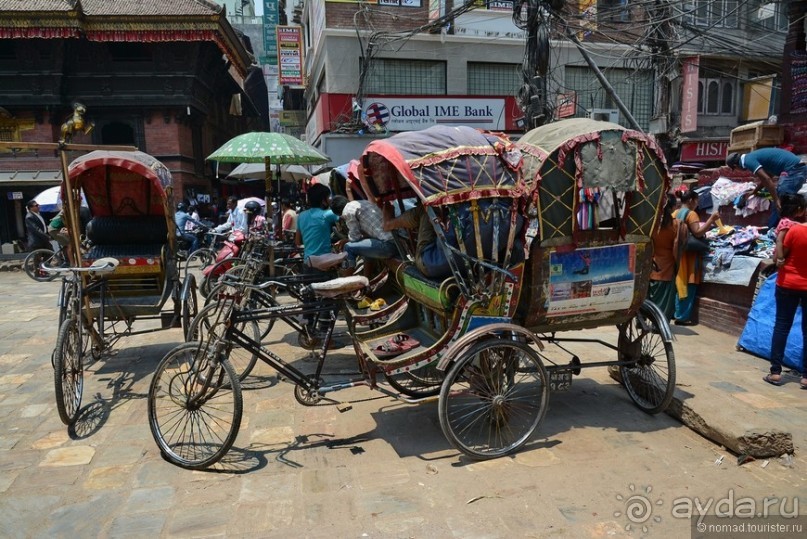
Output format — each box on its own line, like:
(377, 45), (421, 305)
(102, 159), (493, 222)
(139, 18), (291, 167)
(280, 111), (306, 126)
(276, 26), (304, 87)
(556, 92), (576, 118)
(262, 0), (279, 65)
(8, 191), (23, 200)
(680, 140), (729, 162)
(681, 56), (700, 133)
(363, 97), (505, 131)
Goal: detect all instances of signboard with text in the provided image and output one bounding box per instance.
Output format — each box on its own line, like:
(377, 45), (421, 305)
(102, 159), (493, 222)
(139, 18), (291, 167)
(679, 140), (729, 162)
(262, 0), (279, 65)
(363, 97), (505, 131)
(276, 26), (304, 86)
(681, 56), (700, 134)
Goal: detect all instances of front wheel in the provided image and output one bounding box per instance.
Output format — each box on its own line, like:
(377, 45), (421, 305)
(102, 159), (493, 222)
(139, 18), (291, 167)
(53, 318), (84, 425)
(618, 308), (676, 414)
(187, 302), (259, 381)
(24, 248), (58, 282)
(148, 342), (242, 470)
(184, 248), (216, 275)
(439, 339), (549, 460)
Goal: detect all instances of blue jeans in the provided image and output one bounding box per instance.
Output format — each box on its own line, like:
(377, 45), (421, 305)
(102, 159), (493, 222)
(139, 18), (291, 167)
(344, 239), (396, 267)
(770, 285), (807, 376)
(179, 232), (199, 253)
(768, 166), (807, 228)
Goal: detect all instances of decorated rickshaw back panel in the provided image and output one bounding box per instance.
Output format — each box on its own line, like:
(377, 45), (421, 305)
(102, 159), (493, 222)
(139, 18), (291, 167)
(516, 119), (669, 331)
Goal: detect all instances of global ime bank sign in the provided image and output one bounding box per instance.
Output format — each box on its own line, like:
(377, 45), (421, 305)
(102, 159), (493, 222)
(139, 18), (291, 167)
(364, 97), (505, 131)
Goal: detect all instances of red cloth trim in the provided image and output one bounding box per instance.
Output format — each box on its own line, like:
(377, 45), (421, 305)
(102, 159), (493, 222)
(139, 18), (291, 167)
(0, 27), (80, 39)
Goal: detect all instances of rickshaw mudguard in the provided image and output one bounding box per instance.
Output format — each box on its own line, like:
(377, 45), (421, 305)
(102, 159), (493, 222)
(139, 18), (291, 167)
(639, 299), (674, 343)
(435, 322), (545, 372)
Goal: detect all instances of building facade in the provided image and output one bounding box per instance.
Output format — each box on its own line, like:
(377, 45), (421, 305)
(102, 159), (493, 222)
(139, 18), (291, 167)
(296, 0), (786, 167)
(0, 0), (270, 247)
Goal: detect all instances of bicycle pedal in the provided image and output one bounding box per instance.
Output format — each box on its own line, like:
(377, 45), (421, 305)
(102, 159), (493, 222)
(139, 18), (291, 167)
(337, 403), (352, 413)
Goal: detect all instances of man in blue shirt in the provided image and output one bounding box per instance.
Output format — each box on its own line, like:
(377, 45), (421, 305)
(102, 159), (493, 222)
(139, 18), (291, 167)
(175, 201), (204, 253)
(727, 148), (807, 227)
(296, 184), (339, 262)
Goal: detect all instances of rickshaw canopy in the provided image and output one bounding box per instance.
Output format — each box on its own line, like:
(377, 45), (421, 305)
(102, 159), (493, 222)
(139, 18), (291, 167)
(65, 151), (173, 217)
(361, 125), (525, 207)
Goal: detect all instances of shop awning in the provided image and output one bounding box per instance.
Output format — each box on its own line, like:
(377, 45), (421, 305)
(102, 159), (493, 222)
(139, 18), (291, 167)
(0, 170), (62, 186)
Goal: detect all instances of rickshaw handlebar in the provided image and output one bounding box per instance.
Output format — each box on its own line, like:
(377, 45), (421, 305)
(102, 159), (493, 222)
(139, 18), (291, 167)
(44, 257), (119, 277)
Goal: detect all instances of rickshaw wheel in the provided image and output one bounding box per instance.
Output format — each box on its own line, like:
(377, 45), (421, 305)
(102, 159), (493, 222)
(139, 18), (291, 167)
(617, 309), (676, 415)
(439, 339), (549, 459)
(53, 318), (84, 425)
(24, 248), (58, 282)
(148, 342), (242, 470)
(187, 302), (259, 381)
(385, 363), (443, 398)
(297, 331), (322, 351)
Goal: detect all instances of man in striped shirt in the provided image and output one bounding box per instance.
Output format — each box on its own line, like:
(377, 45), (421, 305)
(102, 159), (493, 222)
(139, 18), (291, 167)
(330, 196), (396, 268)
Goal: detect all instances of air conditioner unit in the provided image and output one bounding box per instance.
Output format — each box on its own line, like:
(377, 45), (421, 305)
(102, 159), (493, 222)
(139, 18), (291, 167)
(588, 108), (619, 123)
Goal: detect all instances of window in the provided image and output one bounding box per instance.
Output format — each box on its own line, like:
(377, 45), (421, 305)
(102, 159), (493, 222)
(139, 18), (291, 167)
(683, 0), (738, 29)
(564, 66), (653, 130)
(697, 77), (736, 116)
(365, 59), (446, 95)
(598, 0), (629, 23)
(468, 63), (520, 96)
(753, 1), (788, 33)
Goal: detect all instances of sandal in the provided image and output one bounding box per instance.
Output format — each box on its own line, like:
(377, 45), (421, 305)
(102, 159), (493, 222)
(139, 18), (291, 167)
(373, 333), (420, 359)
(369, 298), (387, 311)
(763, 374), (783, 387)
(357, 298), (373, 309)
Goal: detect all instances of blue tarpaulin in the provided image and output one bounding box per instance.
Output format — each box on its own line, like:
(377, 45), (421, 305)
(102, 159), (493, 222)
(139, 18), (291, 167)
(737, 273), (804, 373)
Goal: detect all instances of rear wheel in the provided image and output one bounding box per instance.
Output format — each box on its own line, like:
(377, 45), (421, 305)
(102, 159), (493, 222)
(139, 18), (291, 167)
(148, 342), (242, 470)
(53, 318), (84, 425)
(618, 308), (676, 414)
(24, 248), (58, 282)
(439, 339), (549, 459)
(187, 302), (259, 380)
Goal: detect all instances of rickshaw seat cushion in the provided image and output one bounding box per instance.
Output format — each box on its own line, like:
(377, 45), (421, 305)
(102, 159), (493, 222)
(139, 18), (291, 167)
(86, 217), (168, 246)
(399, 264), (457, 312)
(83, 244), (165, 260)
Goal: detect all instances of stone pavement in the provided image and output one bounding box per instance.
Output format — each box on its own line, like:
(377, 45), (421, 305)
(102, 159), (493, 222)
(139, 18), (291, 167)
(0, 270), (805, 538)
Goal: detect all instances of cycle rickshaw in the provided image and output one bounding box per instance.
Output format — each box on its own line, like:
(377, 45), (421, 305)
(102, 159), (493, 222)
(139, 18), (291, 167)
(148, 120), (674, 468)
(49, 150), (198, 425)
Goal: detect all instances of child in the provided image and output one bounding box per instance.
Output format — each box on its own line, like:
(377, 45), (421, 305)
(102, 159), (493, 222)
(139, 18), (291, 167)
(773, 193), (806, 268)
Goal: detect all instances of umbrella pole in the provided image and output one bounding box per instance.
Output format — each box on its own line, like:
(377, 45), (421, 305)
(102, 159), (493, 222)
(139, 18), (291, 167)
(264, 156), (275, 277)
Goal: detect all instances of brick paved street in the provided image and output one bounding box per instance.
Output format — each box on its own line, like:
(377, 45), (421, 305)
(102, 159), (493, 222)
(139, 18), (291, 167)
(0, 270), (804, 538)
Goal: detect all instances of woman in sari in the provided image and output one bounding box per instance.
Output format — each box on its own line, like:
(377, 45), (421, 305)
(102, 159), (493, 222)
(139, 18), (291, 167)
(674, 190), (720, 325)
(649, 194), (678, 319)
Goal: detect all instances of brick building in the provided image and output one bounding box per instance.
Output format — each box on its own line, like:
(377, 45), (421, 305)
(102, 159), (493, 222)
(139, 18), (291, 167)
(0, 0), (270, 247)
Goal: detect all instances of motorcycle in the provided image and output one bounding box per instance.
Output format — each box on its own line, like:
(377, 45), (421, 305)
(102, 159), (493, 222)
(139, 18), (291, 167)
(199, 230), (246, 297)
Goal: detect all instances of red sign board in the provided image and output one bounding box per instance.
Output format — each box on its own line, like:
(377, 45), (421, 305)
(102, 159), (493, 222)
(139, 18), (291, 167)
(556, 92), (576, 118)
(680, 140), (729, 162)
(681, 56), (700, 134)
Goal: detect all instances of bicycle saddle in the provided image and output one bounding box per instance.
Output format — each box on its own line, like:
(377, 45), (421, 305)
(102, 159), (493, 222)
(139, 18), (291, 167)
(89, 257), (120, 273)
(309, 275), (368, 298)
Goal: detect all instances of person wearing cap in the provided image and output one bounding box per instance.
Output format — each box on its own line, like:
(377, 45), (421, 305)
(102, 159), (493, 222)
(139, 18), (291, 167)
(726, 148), (807, 227)
(24, 200), (51, 250)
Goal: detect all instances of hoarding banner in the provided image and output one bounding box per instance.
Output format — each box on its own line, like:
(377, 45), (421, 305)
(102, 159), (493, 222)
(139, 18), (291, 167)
(277, 26), (304, 86)
(681, 56), (700, 134)
(363, 97), (506, 131)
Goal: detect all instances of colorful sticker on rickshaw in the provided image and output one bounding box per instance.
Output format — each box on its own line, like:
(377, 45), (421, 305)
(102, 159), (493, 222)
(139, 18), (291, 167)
(547, 244), (635, 316)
